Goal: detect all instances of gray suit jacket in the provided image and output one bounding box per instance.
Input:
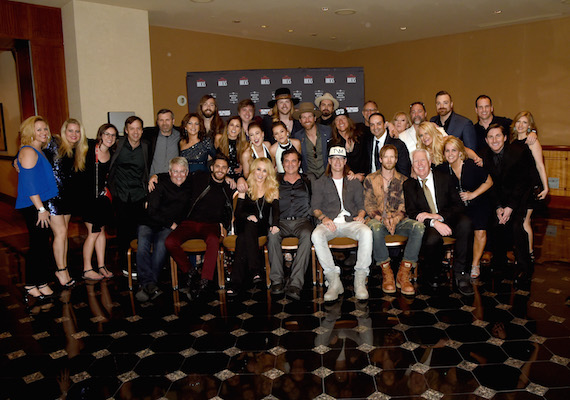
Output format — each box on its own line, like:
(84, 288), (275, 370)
(431, 111), (477, 151)
(311, 174), (364, 223)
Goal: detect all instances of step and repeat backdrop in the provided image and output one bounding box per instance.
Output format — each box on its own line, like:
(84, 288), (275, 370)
(186, 67), (365, 123)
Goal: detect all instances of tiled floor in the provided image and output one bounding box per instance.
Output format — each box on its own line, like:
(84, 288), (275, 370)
(0, 202), (569, 400)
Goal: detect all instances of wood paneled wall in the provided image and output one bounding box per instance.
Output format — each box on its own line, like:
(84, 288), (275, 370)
(0, 0), (68, 129)
(543, 146), (570, 199)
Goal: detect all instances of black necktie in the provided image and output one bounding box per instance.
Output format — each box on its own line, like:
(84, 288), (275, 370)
(374, 139), (381, 171)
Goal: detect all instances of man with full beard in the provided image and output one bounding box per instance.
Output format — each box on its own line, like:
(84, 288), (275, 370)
(197, 95), (225, 138)
(291, 102), (331, 181)
(263, 87), (302, 143)
(364, 144), (424, 296)
(430, 90), (477, 152)
(315, 93), (338, 126)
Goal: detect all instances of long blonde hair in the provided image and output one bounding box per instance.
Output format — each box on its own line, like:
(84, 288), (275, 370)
(59, 118), (88, 171)
(217, 116), (247, 161)
(417, 122), (445, 166)
(246, 157), (279, 202)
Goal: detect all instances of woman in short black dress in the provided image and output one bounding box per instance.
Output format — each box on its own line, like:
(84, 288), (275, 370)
(81, 123), (117, 280)
(442, 136), (493, 278)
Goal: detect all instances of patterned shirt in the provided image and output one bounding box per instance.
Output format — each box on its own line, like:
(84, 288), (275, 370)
(363, 170), (407, 226)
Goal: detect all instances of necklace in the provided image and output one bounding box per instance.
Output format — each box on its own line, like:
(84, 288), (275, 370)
(279, 140), (292, 150)
(255, 196), (266, 219)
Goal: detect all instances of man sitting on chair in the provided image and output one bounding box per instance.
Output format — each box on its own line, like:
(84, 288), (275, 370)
(364, 144), (424, 296)
(311, 146), (373, 301)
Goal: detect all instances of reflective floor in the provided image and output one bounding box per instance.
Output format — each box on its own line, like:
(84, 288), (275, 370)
(0, 202), (569, 400)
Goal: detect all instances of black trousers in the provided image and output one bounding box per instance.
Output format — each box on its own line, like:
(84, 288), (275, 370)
(488, 206), (532, 274)
(421, 214), (473, 279)
(21, 206), (54, 286)
(231, 220), (265, 289)
(112, 197), (145, 268)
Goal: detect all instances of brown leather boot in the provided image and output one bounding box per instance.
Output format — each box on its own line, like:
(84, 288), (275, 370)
(380, 260), (396, 294)
(396, 260), (415, 296)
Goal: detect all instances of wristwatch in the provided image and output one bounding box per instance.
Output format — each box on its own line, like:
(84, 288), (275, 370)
(38, 206), (47, 213)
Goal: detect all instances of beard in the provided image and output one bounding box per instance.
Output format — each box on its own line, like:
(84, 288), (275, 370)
(321, 110), (332, 117)
(437, 108), (449, 116)
(202, 109), (215, 118)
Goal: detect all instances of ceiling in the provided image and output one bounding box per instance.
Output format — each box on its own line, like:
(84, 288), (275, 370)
(13, 0), (570, 51)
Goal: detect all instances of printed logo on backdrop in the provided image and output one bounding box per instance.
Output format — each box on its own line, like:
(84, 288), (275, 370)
(347, 74), (357, 84)
(218, 77), (228, 87)
(304, 75), (313, 85)
(293, 90), (303, 102)
(336, 90), (346, 102)
(325, 75), (335, 84)
(347, 107), (359, 113)
(196, 78), (206, 88)
(219, 110), (231, 117)
(314, 89), (324, 100)
(282, 75), (292, 85)
(239, 76), (249, 86)
(250, 91), (260, 104)
(261, 76), (271, 85)
(229, 92), (239, 104)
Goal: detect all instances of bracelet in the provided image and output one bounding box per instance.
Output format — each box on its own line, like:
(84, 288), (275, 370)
(38, 206), (46, 214)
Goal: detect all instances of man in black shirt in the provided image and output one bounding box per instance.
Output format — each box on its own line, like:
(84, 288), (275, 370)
(108, 116), (150, 273)
(136, 157), (192, 302)
(267, 148), (313, 300)
(165, 154), (234, 298)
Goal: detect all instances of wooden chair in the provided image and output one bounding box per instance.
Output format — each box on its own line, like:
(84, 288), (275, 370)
(264, 237), (318, 286)
(316, 237), (359, 286)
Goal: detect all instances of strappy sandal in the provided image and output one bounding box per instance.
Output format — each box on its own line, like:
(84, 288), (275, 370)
(470, 265), (481, 279)
(82, 268), (104, 281)
(37, 283), (54, 298)
(98, 266), (114, 278)
(24, 286), (44, 304)
(55, 267), (76, 288)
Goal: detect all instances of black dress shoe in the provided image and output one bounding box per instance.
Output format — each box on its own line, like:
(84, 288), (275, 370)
(455, 275), (474, 296)
(271, 283), (284, 295)
(285, 286), (301, 301)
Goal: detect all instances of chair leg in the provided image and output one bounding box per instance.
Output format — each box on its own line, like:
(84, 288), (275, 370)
(127, 248), (133, 291)
(311, 246), (317, 286)
(217, 249), (225, 289)
(264, 247), (271, 289)
(170, 257), (178, 291)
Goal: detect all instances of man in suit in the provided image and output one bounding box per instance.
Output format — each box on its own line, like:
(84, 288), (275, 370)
(484, 124), (533, 286)
(292, 102), (331, 181)
(311, 146), (372, 301)
(430, 91), (477, 152)
(366, 113), (411, 177)
(108, 116), (151, 274)
(403, 149), (473, 295)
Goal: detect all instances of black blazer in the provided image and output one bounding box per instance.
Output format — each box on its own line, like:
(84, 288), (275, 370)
(403, 169), (464, 227)
(365, 133), (411, 177)
(483, 141), (532, 211)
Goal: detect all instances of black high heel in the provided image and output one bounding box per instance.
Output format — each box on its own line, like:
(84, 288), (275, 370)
(23, 286), (45, 305)
(37, 283), (55, 300)
(55, 267), (76, 288)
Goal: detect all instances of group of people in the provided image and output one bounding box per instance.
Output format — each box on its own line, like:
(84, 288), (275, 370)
(15, 87), (548, 305)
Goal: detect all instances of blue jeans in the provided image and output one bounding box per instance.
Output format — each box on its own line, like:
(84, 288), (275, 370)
(136, 225), (172, 287)
(367, 218), (425, 264)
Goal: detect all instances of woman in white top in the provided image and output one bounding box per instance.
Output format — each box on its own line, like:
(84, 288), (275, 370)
(241, 122), (273, 178)
(270, 121), (301, 173)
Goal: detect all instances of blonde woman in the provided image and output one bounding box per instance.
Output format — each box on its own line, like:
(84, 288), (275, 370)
(44, 118), (88, 287)
(442, 136), (493, 278)
(417, 122), (482, 168)
(241, 121), (273, 178)
(15, 116), (59, 303)
(391, 111), (412, 137)
(228, 157), (280, 296)
(510, 111), (548, 261)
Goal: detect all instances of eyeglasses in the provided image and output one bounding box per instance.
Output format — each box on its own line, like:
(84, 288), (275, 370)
(103, 132), (116, 138)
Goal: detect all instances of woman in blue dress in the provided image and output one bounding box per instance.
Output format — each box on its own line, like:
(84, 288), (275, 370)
(15, 116), (59, 303)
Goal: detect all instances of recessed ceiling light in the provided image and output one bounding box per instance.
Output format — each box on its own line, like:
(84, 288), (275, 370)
(288, 29), (294, 33)
(330, 36), (337, 40)
(232, 20), (241, 23)
(261, 25), (268, 28)
(322, 7), (329, 12)
(191, 0), (214, 3)
(310, 33), (317, 36)
(400, 26), (407, 31)
(494, 10), (502, 14)
(335, 9), (356, 16)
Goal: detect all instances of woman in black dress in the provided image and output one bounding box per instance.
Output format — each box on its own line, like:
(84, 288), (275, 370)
(44, 118), (88, 287)
(215, 116), (248, 183)
(81, 123), (117, 280)
(329, 108), (367, 181)
(442, 136), (493, 278)
(228, 157), (279, 295)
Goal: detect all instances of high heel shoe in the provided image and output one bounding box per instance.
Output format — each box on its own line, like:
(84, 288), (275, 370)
(55, 267), (76, 288)
(23, 286), (45, 305)
(37, 283), (55, 299)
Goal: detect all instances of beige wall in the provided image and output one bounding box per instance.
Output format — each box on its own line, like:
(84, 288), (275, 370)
(150, 17), (570, 146)
(62, 0), (154, 137)
(0, 51), (22, 197)
(149, 26), (337, 120)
